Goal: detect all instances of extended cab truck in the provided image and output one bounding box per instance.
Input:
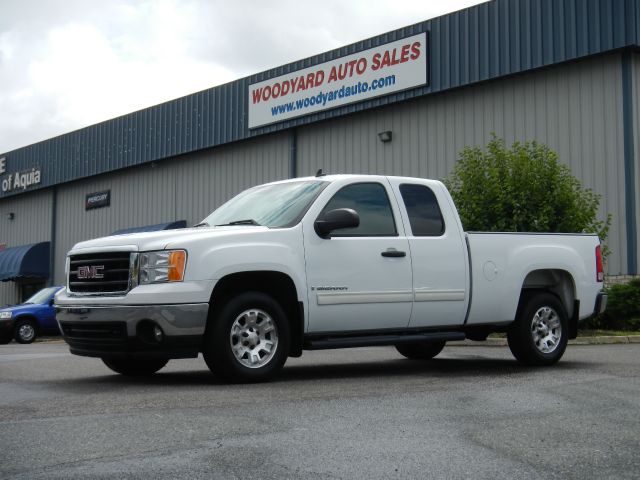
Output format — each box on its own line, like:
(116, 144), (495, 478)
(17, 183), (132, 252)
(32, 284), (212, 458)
(55, 175), (607, 382)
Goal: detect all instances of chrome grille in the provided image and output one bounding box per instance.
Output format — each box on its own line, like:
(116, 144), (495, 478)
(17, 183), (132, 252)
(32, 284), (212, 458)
(68, 252), (132, 294)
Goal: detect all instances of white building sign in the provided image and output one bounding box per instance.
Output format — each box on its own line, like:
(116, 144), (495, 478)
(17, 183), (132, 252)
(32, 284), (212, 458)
(248, 32), (428, 129)
(0, 157), (42, 194)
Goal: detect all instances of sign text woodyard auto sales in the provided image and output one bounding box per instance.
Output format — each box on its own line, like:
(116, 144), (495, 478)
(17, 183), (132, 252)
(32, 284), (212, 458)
(248, 33), (427, 128)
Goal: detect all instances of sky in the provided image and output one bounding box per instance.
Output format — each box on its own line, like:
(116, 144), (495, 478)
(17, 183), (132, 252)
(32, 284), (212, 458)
(0, 0), (486, 154)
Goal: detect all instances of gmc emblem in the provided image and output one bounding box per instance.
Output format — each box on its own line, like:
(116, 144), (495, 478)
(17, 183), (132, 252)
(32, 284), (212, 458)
(77, 265), (105, 279)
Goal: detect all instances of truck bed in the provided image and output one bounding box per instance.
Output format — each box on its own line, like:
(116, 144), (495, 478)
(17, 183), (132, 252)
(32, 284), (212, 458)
(465, 232), (602, 325)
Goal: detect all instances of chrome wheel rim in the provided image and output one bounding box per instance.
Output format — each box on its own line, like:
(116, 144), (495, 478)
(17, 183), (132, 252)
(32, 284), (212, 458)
(18, 323), (35, 342)
(230, 309), (278, 369)
(531, 306), (561, 354)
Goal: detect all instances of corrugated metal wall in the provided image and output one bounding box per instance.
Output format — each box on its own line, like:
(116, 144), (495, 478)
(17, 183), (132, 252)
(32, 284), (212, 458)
(0, 280), (18, 307)
(0, 189), (53, 306)
(53, 133), (289, 284)
(297, 53), (628, 274)
(174, 132), (290, 223)
(1, 0), (639, 196)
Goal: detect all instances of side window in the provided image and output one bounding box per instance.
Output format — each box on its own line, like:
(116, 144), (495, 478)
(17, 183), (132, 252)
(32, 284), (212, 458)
(399, 184), (445, 236)
(320, 183), (397, 236)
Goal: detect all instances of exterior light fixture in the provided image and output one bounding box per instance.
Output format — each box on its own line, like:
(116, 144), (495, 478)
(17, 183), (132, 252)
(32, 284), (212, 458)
(378, 131), (392, 143)
(7, 212), (14, 220)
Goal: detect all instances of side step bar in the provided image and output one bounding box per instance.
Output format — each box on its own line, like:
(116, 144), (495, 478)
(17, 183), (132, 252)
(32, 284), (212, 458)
(305, 332), (465, 350)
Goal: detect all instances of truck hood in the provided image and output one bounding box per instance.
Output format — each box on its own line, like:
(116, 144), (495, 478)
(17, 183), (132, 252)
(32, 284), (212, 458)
(69, 226), (272, 253)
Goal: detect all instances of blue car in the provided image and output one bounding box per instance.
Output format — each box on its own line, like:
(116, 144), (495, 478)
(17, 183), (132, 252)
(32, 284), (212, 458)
(0, 286), (63, 344)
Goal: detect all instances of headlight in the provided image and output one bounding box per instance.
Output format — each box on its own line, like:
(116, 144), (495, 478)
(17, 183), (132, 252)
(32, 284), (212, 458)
(139, 250), (187, 284)
(0, 311), (11, 319)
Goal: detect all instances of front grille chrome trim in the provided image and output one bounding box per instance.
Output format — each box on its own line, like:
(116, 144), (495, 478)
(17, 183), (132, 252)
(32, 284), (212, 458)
(67, 251), (137, 297)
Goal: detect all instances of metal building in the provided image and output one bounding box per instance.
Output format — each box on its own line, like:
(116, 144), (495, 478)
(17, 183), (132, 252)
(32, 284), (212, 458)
(1, 0), (639, 306)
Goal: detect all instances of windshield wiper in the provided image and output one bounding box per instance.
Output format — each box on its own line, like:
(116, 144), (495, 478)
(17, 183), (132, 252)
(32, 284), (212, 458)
(215, 219), (261, 227)
(192, 222), (209, 228)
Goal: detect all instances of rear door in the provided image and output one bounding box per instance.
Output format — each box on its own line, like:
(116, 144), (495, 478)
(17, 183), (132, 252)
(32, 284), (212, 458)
(388, 179), (468, 327)
(303, 179), (413, 333)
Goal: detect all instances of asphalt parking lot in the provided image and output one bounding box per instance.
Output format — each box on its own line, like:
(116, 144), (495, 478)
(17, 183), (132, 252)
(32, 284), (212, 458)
(1, 341), (639, 479)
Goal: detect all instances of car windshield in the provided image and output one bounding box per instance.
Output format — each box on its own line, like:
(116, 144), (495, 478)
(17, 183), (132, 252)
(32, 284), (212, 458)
(24, 287), (59, 305)
(201, 180), (327, 228)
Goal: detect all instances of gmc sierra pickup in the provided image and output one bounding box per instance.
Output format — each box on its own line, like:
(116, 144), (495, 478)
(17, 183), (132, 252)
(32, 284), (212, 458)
(55, 174), (607, 382)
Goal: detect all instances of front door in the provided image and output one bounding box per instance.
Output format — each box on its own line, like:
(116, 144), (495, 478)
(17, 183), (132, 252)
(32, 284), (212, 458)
(303, 180), (413, 333)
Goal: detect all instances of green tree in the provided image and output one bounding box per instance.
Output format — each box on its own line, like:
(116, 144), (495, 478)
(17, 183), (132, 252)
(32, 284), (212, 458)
(444, 135), (611, 258)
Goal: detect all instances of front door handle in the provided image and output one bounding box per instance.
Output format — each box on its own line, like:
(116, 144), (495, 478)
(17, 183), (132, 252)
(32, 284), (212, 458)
(381, 249), (406, 258)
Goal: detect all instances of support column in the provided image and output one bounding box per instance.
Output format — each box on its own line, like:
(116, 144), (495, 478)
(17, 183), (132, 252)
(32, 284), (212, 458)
(289, 129), (298, 179)
(49, 186), (57, 286)
(622, 51), (638, 275)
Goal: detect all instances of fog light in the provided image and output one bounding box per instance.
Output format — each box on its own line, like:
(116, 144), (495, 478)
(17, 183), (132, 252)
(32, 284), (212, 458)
(153, 325), (163, 342)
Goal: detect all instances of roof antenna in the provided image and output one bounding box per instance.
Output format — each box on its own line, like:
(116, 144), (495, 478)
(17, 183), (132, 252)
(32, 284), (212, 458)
(315, 168), (325, 177)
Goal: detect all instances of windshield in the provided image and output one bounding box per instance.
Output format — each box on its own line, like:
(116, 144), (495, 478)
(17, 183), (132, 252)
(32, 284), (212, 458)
(24, 287), (59, 304)
(201, 180), (327, 228)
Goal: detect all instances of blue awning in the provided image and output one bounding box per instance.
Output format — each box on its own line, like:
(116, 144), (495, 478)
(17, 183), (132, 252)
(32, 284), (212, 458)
(0, 242), (50, 282)
(112, 220), (187, 236)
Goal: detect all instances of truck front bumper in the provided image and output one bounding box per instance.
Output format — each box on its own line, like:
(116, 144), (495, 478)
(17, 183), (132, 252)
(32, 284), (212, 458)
(56, 303), (209, 359)
(0, 319), (13, 340)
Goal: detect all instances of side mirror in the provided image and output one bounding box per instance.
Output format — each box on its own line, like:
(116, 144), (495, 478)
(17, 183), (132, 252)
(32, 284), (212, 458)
(48, 299), (55, 306)
(314, 208), (359, 238)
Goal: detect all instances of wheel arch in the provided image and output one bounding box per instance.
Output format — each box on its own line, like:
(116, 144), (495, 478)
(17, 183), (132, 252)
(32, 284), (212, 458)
(13, 314), (39, 329)
(207, 271), (304, 357)
(519, 269), (576, 319)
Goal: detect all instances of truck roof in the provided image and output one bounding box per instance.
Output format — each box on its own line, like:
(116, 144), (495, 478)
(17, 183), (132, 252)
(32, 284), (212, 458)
(264, 173), (445, 187)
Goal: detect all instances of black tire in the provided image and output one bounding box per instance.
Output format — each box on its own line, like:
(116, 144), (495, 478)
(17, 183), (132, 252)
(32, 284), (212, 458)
(396, 341), (446, 360)
(203, 291), (290, 383)
(101, 357), (168, 376)
(14, 319), (37, 344)
(507, 292), (568, 366)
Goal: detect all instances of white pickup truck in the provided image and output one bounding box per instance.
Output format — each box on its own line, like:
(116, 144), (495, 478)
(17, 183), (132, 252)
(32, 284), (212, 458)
(55, 174), (607, 382)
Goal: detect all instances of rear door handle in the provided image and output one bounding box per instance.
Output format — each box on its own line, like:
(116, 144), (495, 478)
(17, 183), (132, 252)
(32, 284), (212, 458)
(381, 249), (406, 258)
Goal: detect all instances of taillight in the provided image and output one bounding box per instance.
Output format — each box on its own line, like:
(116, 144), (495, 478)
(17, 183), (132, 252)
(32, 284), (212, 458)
(595, 245), (604, 282)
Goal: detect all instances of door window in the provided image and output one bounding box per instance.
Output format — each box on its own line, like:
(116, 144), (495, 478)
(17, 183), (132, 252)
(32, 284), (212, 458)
(320, 183), (397, 236)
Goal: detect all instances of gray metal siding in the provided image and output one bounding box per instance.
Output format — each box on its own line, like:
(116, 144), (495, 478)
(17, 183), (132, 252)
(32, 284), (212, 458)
(53, 133), (289, 284)
(2, 0), (640, 197)
(0, 189), (53, 306)
(0, 282), (18, 308)
(297, 53), (627, 274)
(174, 133), (290, 223)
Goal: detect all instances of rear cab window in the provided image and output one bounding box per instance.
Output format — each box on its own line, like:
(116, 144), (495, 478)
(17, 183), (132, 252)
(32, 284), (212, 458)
(399, 184), (445, 236)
